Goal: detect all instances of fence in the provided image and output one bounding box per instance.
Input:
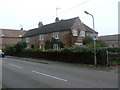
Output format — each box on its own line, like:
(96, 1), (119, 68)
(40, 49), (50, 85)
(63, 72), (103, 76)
(106, 51), (119, 65)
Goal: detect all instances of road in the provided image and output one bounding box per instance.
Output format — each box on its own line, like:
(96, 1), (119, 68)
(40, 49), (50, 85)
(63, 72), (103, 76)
(2, 56), (118, 88)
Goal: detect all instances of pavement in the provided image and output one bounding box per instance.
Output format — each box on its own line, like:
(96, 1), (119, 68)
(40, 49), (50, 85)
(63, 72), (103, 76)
(2, 56), (119, 88)
(5, 56), (119, 73)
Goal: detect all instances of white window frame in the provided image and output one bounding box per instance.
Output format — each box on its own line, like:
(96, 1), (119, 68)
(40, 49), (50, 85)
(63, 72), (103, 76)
(80, 31), (85, 37)
(75, 42), (83, 46)
(72, 30), (78, 36)
(53, 44), (59, 49)
(26, 37), (30, 43)
(39, 35), (44, 41)
(52, 32), (59, 39)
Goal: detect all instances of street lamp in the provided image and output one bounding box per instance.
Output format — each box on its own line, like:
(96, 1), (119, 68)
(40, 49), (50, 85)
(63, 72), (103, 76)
(84, 11), (97, 65)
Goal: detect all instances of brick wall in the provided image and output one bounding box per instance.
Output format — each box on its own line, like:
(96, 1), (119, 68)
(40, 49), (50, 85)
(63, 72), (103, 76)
(1, 29), (27, 50)
(59, 31), (72, 47)
(2, 37), (22, 49)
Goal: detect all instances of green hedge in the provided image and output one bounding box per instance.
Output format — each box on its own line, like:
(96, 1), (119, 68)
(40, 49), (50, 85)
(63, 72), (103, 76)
(8, 46), (120, 65)
(10, 51), (108, 65)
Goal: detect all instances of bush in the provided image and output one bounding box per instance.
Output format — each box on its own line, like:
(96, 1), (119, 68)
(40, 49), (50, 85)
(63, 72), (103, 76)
(23, 48), (43, 53)
(46, 49), (64, 52)
(45, 38), (65, 49)
(14, 41), (27, 52)
(62, 47), (73, 52)
(97, 47), (120, 53)
(5, 45), (15, 54)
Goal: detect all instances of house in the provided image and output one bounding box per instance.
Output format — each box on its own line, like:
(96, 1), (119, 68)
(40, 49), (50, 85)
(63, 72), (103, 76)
(0, 28), (27, 50)
(99, 34), (120, 47)
(23, 17), (98, 49)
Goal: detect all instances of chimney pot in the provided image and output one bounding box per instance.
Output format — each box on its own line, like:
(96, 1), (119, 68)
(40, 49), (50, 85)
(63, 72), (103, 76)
(38, 22), (43, 28)
(55, 17), (59, 22)
(21, 28), (23, 30)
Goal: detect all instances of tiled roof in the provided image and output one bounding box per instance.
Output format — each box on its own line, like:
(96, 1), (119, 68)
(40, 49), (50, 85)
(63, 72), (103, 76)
(0, 29), (27, 38)
(99, 34), (119, 41)
(23, 17), (79, 37)
(23, 17), (98, 38)
(83, 24), (98, 34)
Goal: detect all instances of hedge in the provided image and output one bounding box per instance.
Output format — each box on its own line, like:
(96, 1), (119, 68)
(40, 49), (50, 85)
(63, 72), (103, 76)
(9, 51), (109, 65)
(7, 47), (120, 65)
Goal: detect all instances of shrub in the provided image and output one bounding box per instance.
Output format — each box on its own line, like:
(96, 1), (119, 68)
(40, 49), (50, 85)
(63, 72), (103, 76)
(97, 47), (120, 53)
(72, 46), (93, 52)
(14, 41), (27, 52)
(62, 47), (73, 52)
(45, 38), (65, 49)
(5, 45), (15, 54)
(23, 48), (43, 53)
(83, 36), (93, 45)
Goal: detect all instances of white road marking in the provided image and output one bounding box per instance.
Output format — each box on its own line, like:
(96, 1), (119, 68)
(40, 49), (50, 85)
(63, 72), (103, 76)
(32, 70), (68, 82)
(8, 63), (23, 69)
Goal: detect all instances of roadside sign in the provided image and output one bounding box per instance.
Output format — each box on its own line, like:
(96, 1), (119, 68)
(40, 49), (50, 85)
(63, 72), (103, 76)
(93, 35), (97, 40)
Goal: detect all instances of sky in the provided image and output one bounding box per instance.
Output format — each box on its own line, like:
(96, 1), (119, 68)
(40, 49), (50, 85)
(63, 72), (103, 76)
(0, 0), (119, 36)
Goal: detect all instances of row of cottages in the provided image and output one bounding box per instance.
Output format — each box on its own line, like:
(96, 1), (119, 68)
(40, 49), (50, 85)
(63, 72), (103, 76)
(0, 28), (27, 50)
(99, 34), (120, 47)
(23, 17), (98, 49)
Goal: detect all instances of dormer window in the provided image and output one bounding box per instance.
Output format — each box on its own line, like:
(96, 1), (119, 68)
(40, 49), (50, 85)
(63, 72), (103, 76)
(80, 31), (85, 37)
(72, 30), (78, 36)
(52, 32), (59, 39)
(39, 35), (45, 41)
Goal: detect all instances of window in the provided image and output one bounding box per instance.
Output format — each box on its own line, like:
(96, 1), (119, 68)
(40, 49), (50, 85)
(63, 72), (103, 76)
(72, 30), (78, 36)
(40, 45), (45, 49)
(52, 32), (59, 39)
(39, 35), (44, 41)
(80, 31), (85, 37)
(75, 42), (83, 46)
(53, 44), (59, 49)
(26, 38), (29, 43)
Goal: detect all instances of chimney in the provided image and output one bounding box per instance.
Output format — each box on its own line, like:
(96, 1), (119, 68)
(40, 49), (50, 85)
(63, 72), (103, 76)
(21, 28), (23, 30)
(55, 17), (59, 23)
(38, 22), (43, 28)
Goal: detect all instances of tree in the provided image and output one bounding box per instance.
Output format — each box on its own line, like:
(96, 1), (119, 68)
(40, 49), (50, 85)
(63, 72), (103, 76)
(83, 36), (108, 48)
(14, 41), (27, 52)
(83, 36), (94, 45)
(5, 45), (15, 53)
(45, 40), (52, 49)
(96, 40), (108, 47)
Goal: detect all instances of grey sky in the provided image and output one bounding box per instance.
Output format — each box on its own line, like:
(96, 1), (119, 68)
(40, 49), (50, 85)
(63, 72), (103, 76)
(0, 0), (119, 36)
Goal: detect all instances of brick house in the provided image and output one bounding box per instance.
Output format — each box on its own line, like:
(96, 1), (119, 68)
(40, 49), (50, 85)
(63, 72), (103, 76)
(99, 34), (120, 47)
(0, 29), (27, 50)
(23, 17), (98, 49)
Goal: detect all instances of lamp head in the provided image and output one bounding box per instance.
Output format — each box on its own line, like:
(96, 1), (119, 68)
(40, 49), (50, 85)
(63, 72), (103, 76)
(84, 11), (89, 14)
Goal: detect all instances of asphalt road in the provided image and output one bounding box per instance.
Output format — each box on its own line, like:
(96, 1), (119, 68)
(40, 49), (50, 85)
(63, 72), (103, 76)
(2, 56), (118, 88)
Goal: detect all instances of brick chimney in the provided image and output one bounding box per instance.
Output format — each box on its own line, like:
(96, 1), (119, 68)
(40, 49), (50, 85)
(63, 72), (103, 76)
(55, 17), (59, 23)
(38, 22), (43, 28)
(21, 28), (23, 30)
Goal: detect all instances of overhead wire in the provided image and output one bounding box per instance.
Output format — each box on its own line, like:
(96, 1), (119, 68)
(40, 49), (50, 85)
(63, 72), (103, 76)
(24, 0), (91, 30)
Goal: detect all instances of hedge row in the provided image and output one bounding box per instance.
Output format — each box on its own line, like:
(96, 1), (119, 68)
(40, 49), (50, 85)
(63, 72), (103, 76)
(10, 51), (108, 65)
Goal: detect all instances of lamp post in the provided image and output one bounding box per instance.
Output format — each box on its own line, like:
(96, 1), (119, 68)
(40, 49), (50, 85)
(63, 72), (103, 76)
(84, 11), (97, 65)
